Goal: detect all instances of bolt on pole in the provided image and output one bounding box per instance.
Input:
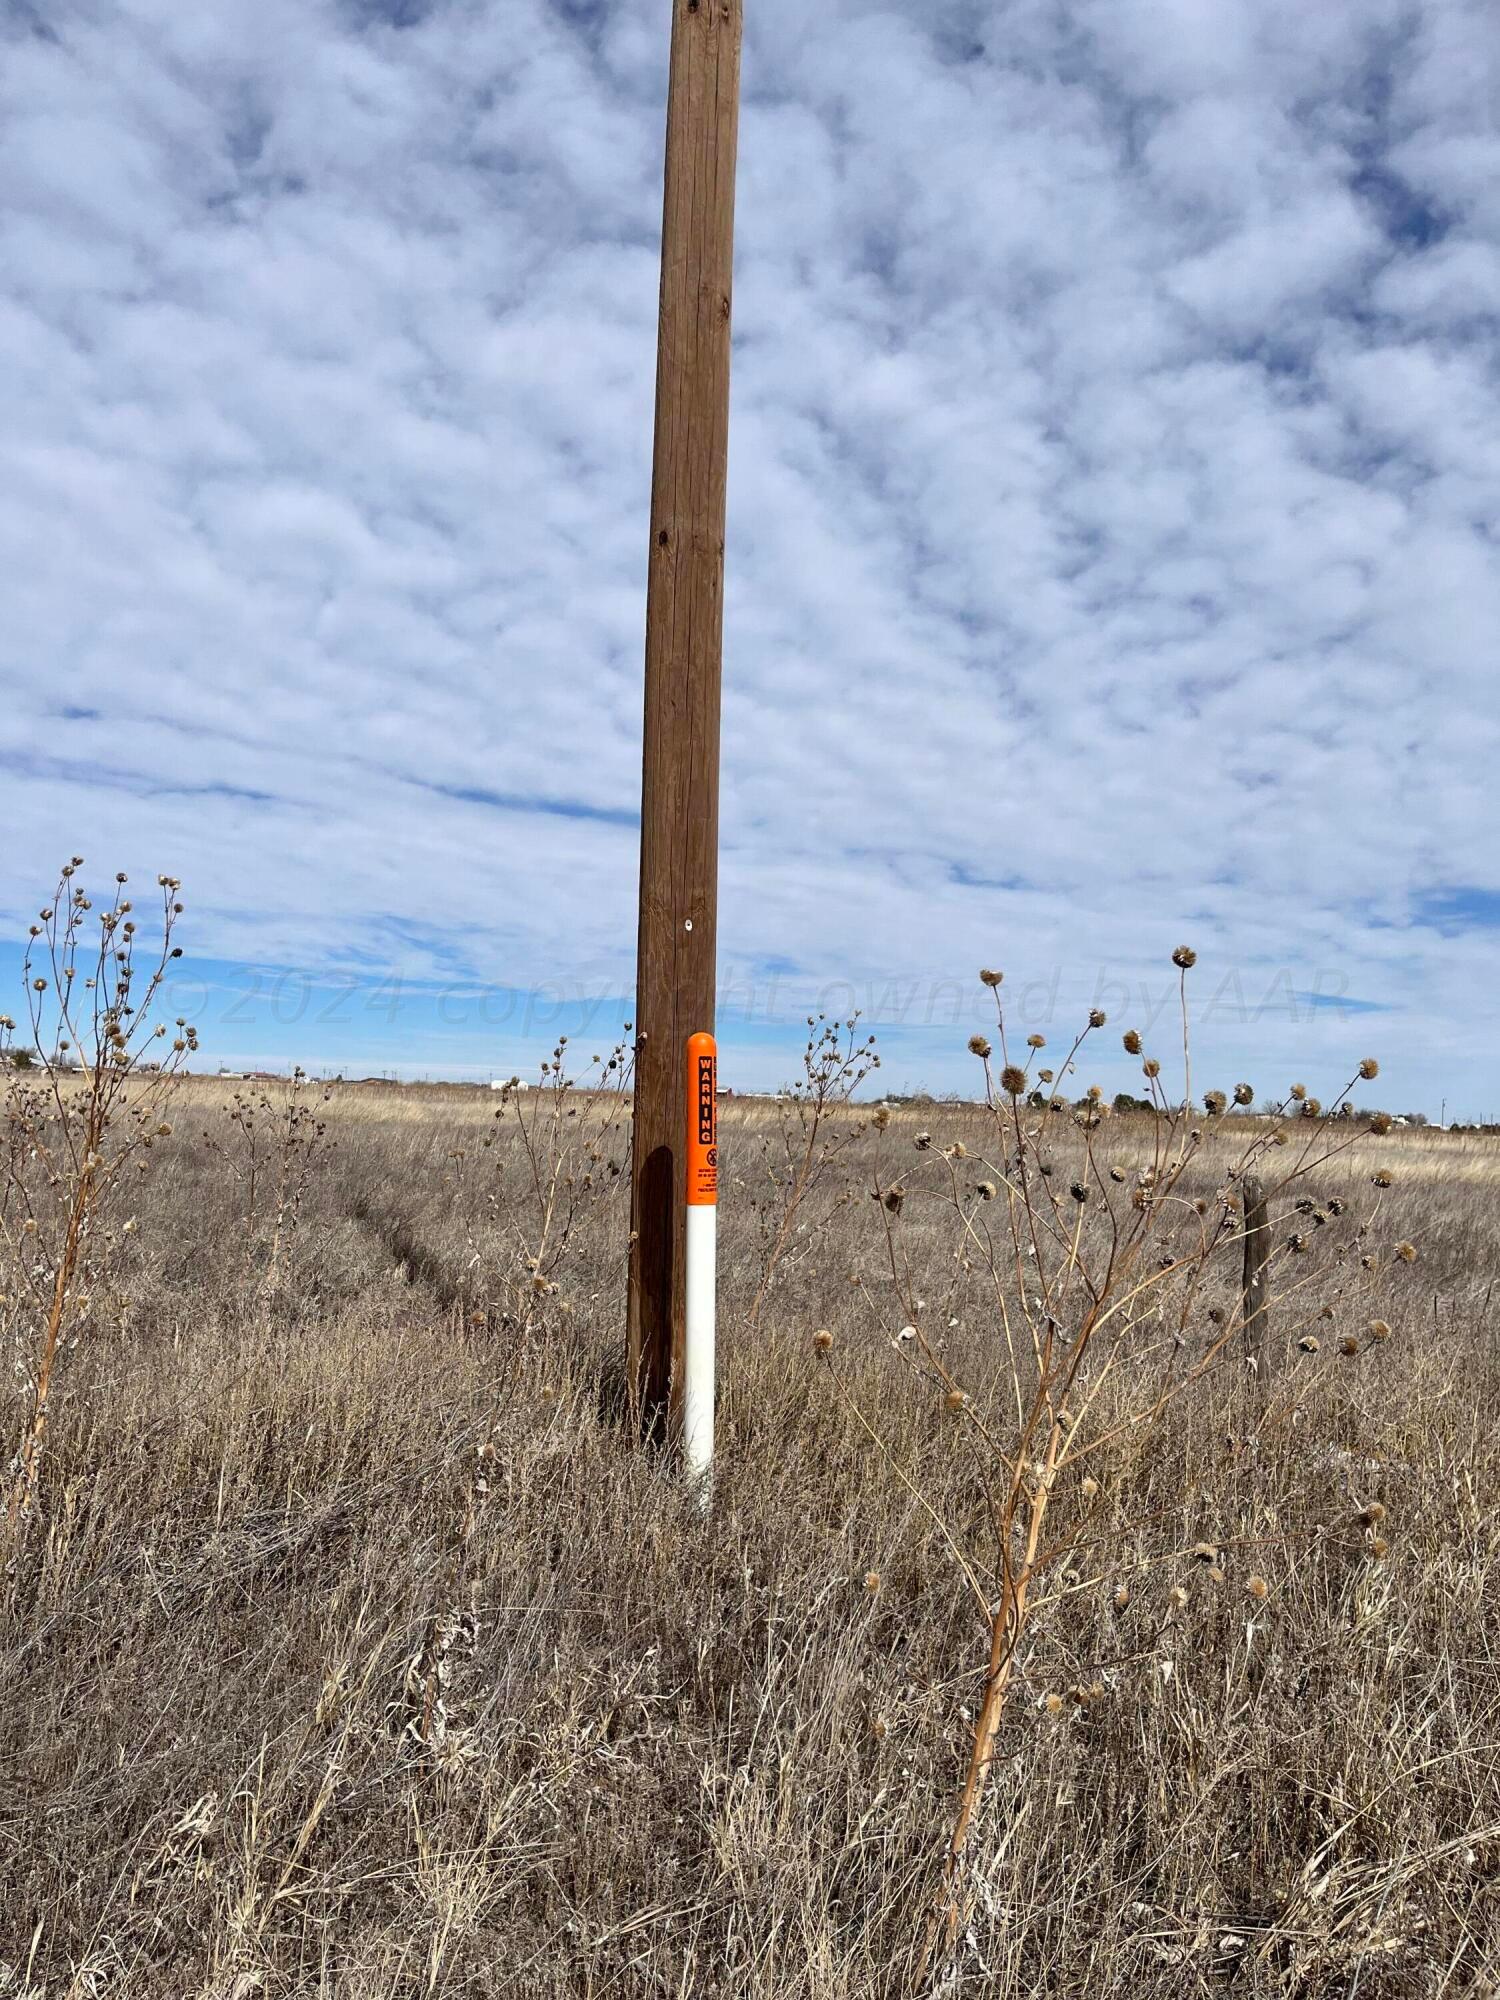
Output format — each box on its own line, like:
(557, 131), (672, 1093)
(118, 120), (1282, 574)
(627, 0), (742, 1441)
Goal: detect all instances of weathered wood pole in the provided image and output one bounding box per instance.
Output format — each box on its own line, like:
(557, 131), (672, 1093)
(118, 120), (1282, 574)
(1240, 1174), (1271, 1386)
(627, 0), (743, 1437)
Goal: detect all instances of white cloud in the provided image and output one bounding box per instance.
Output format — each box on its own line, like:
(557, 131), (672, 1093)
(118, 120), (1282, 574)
(2, 0), (1498, 1110)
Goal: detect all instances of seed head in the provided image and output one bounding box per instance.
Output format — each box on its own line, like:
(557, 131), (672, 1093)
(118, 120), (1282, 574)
(812, 1328), (834, 1351)
(1112, 1585), (1130, 1612)
(1203, 1090), (1227, 1116)
(1395, 1241), (1417, 1263)
(863, 1570), (882, 1595)
(1339, 1336), (1359, 1356)
(1234, 1082), (1254, 1106)
(1290, 1082), (1307, 1101)
(944, 1388), (967, 1413)
(1070, 1180), (1088, 1203)
(1368, 1318), (1391, 1341)
(1172, 946), (1197, 970)
(1142, 1058), (1160, 1079)
(1123, 1030), (1142, 1055)
(1026, 1033), (1046, 1049)
(883, 1184), (905, 1214)
(1043, 1692), (1064, 1715)
(1372, 1169), (1393, 1188)
(1246, 1575), (1269, 1601)
(1080, 1476), (1099, 1499)
(968, 1034), (991, 1059)
(1359, 1058), (1379, 1080)
(979, 968), (1004, 988)
(1369, 1111), (1393, 1135)
(1192, 1542), (1218, 1564)
(1359, 1501), (1386, 1526)
(1169, 1585), (1188, 1611)
(1089, 1009), (1106, 1028)
(1000, 1065), (1027, 1096)
(975, 1180), (996, 1201)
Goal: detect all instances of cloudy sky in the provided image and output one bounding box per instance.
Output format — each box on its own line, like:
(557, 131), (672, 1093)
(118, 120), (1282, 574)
(3, 0), (1498, 1111)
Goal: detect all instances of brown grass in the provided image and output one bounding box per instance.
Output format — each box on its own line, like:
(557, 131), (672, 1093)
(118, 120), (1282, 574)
(2, 1078), (1498, 1997)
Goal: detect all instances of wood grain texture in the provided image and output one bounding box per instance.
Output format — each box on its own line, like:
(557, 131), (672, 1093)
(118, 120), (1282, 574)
(627, 0), (742, 1436)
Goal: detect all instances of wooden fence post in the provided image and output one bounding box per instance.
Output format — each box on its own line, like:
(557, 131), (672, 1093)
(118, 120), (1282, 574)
(1241, 1174), (1271, 1387)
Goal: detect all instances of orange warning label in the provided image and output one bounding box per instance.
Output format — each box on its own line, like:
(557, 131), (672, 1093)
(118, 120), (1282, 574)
(686, 1032), (717, 1205)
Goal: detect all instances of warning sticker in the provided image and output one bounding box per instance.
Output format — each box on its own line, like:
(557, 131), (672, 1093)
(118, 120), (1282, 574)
(686, 1033), (717, 1205)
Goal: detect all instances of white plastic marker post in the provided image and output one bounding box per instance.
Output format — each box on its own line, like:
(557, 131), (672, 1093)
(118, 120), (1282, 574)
(684, 1032), (718, 1495)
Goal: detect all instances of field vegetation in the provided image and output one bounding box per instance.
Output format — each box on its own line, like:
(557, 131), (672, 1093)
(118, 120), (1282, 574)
(2, 893), (1498, 1997)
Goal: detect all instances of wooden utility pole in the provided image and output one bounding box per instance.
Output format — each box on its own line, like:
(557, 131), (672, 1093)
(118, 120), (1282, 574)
(627, 0), (743, 1436)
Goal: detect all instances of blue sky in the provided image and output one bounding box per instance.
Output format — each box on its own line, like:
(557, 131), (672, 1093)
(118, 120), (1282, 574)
(2, 0), (1498, 1113)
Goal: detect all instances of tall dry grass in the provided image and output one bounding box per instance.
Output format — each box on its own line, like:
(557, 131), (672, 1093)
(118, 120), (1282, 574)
(2, 958), (1498, 1995)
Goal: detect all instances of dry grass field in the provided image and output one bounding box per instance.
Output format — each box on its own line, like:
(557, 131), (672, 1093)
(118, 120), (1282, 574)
(4, 1052), (1499, 1998)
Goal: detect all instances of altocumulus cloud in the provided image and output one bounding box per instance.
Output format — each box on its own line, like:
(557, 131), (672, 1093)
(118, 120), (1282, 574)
(2, 0), (1498, 1107)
